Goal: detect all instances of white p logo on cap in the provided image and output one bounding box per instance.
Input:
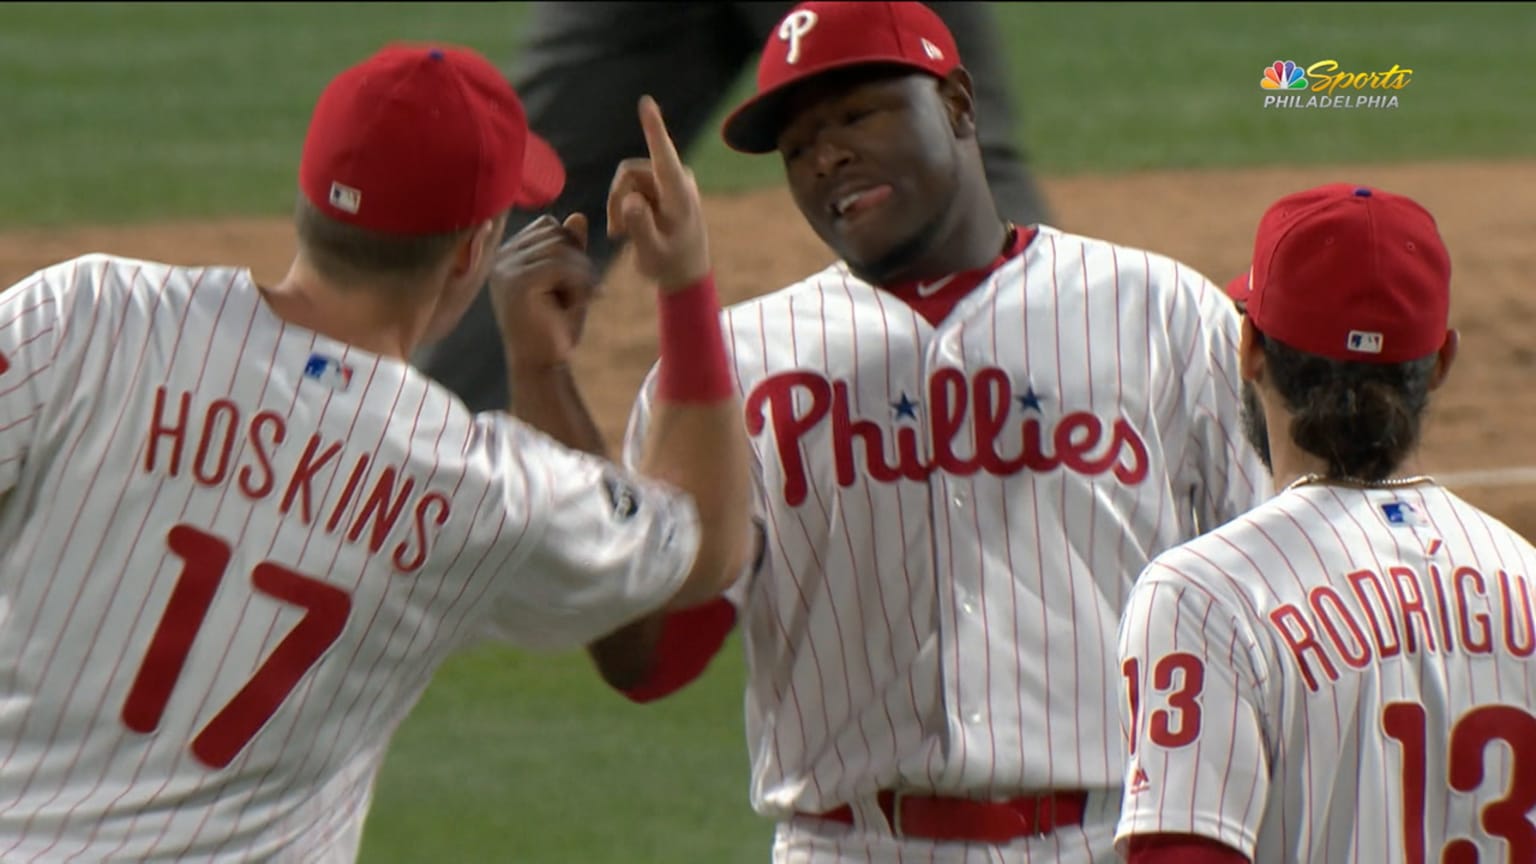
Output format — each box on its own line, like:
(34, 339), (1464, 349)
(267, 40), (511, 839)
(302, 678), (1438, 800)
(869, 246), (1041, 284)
(778, 10), (818, 65)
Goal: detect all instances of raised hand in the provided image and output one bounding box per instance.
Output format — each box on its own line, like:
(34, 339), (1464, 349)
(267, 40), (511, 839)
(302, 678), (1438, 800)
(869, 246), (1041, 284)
(488, 212), (597, 372)
(606, 96), (710, 292)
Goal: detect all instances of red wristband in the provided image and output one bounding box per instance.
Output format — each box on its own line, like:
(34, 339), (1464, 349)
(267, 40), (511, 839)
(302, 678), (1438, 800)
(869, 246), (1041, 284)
(621, 598), (738, 704)
(656, 273), (734, 402)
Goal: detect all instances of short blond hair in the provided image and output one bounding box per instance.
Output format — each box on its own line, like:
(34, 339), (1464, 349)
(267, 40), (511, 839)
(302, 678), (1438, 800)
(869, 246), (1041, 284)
(293, 196), (474, 285)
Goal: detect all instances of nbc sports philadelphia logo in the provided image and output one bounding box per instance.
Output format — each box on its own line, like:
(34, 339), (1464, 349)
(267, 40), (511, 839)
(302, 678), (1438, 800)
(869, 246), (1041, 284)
(1260, 59), (1411, 109)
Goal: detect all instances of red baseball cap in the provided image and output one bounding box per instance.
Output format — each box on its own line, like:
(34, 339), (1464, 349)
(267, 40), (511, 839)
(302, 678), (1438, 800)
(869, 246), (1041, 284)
(721, 1), (960, 154)
(1226, 184), (1452, 363)
(299, 43), (565, 235)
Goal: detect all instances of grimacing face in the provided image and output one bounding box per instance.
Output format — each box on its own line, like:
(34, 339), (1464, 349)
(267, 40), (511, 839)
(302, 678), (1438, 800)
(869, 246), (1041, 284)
(774, 68), (965, 281)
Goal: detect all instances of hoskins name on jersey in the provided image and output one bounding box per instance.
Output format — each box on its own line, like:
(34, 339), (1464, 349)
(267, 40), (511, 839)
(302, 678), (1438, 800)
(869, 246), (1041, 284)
(142, 386), (450, 574)
(1270, 558), (1535, 691)
(746, 366), (1151, 506)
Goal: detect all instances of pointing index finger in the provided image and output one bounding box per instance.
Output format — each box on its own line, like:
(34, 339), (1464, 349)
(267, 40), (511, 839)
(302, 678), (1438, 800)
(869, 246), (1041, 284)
(638, 95), (687, 197)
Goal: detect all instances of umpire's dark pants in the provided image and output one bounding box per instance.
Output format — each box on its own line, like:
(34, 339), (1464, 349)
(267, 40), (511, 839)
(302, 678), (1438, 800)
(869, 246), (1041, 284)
(416, 2), (1053, 412)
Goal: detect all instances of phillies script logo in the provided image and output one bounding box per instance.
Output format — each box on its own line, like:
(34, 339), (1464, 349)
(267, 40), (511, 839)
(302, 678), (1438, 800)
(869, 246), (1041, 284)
(745, 368), (1150, 506)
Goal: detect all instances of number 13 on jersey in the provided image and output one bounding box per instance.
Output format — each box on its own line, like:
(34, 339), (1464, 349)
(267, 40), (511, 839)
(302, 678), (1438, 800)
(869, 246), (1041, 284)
(1125, 648), (1536, 862)
(1385, 701), (1536, 864)
(1122, 652), (1207, 753)
(121, 524), (352, 769)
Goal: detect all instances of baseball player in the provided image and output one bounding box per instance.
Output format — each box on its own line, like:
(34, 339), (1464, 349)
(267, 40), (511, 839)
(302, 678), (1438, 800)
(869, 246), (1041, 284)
(1114, 184), (1536, 863)
(417, 1), (1055, 415)
(565, 3), (1270, 861)
(0, 43), (751, 861)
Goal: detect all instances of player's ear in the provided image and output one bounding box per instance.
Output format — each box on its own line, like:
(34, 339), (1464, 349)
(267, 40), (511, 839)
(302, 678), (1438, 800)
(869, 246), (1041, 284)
(938, 68), (977, 139)
(1238, 315), (1265, 384)
(1429, 329), (1459, 390)
(453, 215), (502, 278)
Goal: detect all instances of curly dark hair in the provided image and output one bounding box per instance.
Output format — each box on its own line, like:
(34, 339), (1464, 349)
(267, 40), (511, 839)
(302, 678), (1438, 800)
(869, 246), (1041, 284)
(1257, 331), (1438, 481)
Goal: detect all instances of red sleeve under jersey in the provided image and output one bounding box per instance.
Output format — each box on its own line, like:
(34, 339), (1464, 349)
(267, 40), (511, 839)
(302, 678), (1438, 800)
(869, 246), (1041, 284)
(620, 597), (737, 703)
(1127, 833), (1250, 864)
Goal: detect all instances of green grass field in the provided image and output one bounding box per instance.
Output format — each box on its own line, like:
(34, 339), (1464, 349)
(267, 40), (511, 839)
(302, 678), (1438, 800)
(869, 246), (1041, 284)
(1, 3), (1530, 227)
(0, 3), (1530, 862)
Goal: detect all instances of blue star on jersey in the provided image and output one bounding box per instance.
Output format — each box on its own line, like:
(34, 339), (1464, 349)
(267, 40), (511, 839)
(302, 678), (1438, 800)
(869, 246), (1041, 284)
(892, 386), (1043, 421)
(1016, 386), (1044, 412)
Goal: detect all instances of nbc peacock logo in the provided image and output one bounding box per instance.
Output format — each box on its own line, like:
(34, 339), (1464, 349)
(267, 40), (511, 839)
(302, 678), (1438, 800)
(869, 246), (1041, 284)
(1261, 60), (1309, 90)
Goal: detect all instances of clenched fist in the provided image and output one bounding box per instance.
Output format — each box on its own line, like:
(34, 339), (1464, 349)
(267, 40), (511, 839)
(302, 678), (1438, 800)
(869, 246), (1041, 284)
(488, 212), (597, 373)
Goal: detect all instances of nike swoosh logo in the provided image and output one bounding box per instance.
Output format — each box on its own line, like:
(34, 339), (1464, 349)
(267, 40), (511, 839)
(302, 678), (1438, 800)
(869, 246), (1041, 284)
(916, 274), (955, 297)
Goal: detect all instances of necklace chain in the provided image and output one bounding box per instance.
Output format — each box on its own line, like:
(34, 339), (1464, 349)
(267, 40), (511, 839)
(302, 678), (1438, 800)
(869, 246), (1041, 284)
(1283, 473), (1436, 493)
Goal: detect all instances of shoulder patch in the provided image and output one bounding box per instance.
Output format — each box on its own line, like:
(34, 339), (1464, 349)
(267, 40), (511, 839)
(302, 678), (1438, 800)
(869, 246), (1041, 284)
(601, 470), (641, 522)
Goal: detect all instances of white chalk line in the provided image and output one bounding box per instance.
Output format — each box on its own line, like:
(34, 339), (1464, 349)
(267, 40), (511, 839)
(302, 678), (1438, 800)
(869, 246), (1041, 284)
(1434, 466), (1536, 489)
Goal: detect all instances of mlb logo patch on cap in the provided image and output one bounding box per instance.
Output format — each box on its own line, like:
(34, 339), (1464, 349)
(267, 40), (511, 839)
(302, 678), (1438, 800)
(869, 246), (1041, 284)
(299, 43), (565, 233)
(1347, 330), (1384, 354)
(329, 182), (362, 214)
(1228, 183), (1452, 364)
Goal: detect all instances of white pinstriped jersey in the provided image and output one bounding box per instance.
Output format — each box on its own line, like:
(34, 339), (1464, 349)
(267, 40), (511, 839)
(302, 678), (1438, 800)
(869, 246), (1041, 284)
(0, 253), (700, 862)
(1115, 483), (1536, 863)
(623, 225), (1270, 827)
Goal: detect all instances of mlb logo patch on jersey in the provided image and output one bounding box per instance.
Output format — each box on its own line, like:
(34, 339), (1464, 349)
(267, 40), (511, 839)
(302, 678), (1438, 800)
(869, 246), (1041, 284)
(304, 353), (353, 391)
(1381, 500), (1428, 527)
(0, 348), (9, 375)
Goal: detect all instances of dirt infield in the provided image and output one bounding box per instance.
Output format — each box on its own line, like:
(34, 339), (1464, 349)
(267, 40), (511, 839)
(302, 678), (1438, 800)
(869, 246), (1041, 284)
(3, 160), (1531, 537)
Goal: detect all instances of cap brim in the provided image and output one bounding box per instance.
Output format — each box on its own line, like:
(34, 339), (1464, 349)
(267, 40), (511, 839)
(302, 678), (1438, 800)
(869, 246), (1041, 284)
(721, 58), (937, 154)
(722, 84), (799, 155)
(1225, 270), (1253, 303)
(512, 131), (566, 209)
